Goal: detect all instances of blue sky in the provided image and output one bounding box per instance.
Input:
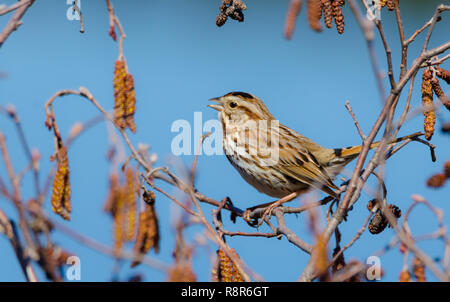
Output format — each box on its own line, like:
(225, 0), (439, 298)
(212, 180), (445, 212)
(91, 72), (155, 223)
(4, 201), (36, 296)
(0, 0), (449, 282)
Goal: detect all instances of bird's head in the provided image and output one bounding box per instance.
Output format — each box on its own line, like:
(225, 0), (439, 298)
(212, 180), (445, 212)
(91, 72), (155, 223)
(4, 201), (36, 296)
(208, 92), (274, 124)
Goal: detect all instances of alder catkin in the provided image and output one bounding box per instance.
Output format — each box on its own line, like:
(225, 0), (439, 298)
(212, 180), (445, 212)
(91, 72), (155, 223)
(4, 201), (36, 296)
(215, 249), (244, 282)
(422, 69), (435, 141)
(307, 0), (323, 32)
(130, 202), (160, 268)
(284, 0), (303, 40)
(105, 168), (140, 253)
(436, 66), (450, 84)
(113, 60), (137, 133)
(431, 78), (450, 111)
(50, 145), (71, 220)
(426, 173), (447, 188)
(125, 168), (137, 241)
(114, 60), (127, 129)
(113, 188), (125, 251)
(444, 161), (450, 178)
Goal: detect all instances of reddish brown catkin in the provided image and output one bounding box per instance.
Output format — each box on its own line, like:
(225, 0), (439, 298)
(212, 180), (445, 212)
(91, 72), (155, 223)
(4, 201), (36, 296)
(422, 69), (435, 141)
(431, 78), (450, 111)
(113, 187), (125, 252)
(130, 203), (160, 268)
(426, 173), (447, 188)
(314, 234), (329, 277)
(50, 145), (71, 220)
(113, 60), (127, 130)
(216, 249), (244, 282)
(321, 0), (333, 28)
(113, 60), (137, 133)
(284, 0), (303, 39)
(124, 168), (137, 241)
(332, 0), (344, 34)
(444, 161), (450, 178)
(436, 66), (450, 84)
(307, 0), (323, 32)
(104, 173), (120, 214)
(124, 73), (137, 133)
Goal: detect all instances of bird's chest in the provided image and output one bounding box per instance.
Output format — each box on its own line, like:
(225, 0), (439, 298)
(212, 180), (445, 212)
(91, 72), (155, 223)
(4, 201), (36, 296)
(221, 126), (297, 198)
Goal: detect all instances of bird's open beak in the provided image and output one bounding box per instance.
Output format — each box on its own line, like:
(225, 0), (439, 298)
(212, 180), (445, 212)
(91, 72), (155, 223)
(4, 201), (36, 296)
(207, 97), (223, 111)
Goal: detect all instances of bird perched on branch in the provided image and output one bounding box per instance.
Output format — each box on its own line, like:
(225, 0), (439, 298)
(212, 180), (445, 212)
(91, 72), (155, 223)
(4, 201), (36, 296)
(208, 91), (422, 201)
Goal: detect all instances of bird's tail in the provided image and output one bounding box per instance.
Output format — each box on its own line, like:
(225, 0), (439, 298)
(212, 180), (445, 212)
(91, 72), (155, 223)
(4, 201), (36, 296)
(333, 132), (423, 160)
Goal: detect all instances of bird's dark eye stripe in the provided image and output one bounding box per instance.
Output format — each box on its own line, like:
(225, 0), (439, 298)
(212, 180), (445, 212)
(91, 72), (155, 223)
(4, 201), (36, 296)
(230, 92), (254, 99)
(334, 148), (342, 157)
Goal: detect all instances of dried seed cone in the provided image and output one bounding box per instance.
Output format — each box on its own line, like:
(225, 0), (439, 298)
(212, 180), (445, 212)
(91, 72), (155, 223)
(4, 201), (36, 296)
(389, 204), (402, 219)
(130, 203), (160, 268)
(431, 78), (450, 111)
(215, 249), (244, 282)
(368, 211), (388, 234)
(422, 69), (435, 141)
(387, 0), (395, 11)
(307, 0), (323, 32)
(399, 269), (412, 282)
(412, 257), (426, 282)
(369, 204), (401, 234)
(321, 0), (333, 28)
(51, 146), (71, 220)
(332, 1), (344, 34)
(426, 173), (446, 188)
(217, 0), (246, 26)
(436, 66), (450, 85)
(216, 12), (228, 27)
(113, 60), (137, 133)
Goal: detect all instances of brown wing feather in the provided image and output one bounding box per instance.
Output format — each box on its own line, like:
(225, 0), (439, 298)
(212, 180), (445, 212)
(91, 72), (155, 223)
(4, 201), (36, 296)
(278, 147), (339, 198)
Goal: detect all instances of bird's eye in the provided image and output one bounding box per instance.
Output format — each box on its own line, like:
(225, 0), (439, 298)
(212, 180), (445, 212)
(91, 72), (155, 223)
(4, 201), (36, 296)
(229, 102), (237, 108)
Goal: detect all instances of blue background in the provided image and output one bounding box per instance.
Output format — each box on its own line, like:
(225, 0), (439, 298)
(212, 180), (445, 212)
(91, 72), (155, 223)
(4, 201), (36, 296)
(0, 0), (449, 281)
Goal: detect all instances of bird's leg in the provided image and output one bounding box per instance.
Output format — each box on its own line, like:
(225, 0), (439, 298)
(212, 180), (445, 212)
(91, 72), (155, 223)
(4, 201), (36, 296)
(243, 192), (299, 227)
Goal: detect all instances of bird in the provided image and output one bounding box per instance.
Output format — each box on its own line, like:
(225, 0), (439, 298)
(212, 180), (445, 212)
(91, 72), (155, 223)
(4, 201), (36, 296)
(208, 91), (422, 201)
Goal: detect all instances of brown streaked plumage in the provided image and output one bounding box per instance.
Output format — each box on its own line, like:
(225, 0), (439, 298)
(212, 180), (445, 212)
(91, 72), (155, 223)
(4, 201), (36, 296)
(208, 92), (422, 199)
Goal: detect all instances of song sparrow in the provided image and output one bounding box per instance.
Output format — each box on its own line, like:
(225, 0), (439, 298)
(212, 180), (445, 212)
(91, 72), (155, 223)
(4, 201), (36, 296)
(208, 91), (421, 200)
